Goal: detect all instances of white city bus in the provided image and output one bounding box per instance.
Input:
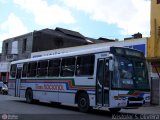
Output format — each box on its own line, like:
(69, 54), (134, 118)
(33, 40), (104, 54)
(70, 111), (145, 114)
(8, 46), (150, 112)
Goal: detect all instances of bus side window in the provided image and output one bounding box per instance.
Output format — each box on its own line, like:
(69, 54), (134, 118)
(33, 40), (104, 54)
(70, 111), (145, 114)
(10, 64), (17, 78)
(37, 60), (48, 77)
(76, 55), (95, 76)
(27, 62), (37, 77)
(48, 59), (60, 77)
(22, 63), (28, 77)
(61, 57), (75, 77)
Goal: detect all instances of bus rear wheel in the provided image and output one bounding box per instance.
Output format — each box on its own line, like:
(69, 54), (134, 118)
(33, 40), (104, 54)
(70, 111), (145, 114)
(109, 108), (121, 113)
(78, 93), (90, 112)
(26, 89), (33, 104)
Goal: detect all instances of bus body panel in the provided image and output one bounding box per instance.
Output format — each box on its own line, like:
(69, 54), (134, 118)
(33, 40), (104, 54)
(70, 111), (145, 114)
(9, 76), (97, 105)
(109, 90), (150, 108)
(8, 46), (150, 112)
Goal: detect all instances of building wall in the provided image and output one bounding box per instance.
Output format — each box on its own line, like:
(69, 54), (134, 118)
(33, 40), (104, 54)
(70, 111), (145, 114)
(1, 28), (92, 62)
(148, 0), (160, 58)
(32, 30), (88, 52)
(147, 0), (160, 79)
(151, 79), (160, 105)
(147, 0), (160, 105)
(1, 32), (33, 61)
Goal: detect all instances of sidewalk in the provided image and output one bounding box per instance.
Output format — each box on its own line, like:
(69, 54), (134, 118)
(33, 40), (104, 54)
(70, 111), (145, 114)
(121, 105), (160, 114)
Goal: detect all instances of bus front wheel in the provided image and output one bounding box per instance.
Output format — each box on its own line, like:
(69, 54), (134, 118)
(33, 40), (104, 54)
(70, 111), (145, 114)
(26, 89), (33, 104)
(78, 93), (90, 112)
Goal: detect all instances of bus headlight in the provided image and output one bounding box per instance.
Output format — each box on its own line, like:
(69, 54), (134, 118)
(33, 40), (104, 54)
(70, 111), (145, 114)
(114, 96), (127, 100)
(114, 96), (119, 100)
(119, 96), (127, 100)
(145, 96), (150, 100)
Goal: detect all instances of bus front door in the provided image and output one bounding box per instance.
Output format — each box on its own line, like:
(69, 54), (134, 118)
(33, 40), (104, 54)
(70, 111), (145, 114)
(96, 59), (110, 107)
(15, 68), (22, 97)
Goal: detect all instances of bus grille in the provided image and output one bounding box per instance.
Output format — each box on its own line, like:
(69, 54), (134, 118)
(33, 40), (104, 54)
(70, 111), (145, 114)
(128, 97), (143, 101)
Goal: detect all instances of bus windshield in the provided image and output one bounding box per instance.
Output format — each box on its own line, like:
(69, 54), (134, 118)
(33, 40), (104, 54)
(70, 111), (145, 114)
(112, 56), (150, 90)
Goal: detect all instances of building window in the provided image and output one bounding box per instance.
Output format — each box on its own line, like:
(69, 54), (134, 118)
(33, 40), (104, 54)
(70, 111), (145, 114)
(11, 41), (18, 54)
(22, 38), (27, 53)
(157, 0), (160, 4)
(5, 43), (8, 54)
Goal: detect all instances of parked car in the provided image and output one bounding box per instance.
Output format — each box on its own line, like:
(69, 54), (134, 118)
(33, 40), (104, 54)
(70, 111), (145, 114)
(0, 82), (8, 95)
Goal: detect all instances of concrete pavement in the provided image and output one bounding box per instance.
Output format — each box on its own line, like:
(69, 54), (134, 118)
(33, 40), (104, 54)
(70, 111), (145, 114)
(121, 104), (160, 114)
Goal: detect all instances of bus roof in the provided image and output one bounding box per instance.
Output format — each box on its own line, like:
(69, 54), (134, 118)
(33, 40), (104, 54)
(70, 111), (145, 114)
(11, 43), (145, 65)
(11, 45), (111, 64)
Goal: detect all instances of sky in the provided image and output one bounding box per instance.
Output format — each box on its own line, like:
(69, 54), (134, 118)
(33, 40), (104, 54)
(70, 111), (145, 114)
(0, 0), (151, 52)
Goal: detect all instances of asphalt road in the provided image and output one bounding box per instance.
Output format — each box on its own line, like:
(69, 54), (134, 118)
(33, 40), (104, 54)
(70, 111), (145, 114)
(0, 95), (115, 120)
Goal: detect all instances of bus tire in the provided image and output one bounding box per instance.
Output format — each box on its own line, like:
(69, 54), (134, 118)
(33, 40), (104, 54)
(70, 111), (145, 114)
(26, 89), (33, 104)
(78, 93), (90, 112)
(109, 108), (121, 113)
